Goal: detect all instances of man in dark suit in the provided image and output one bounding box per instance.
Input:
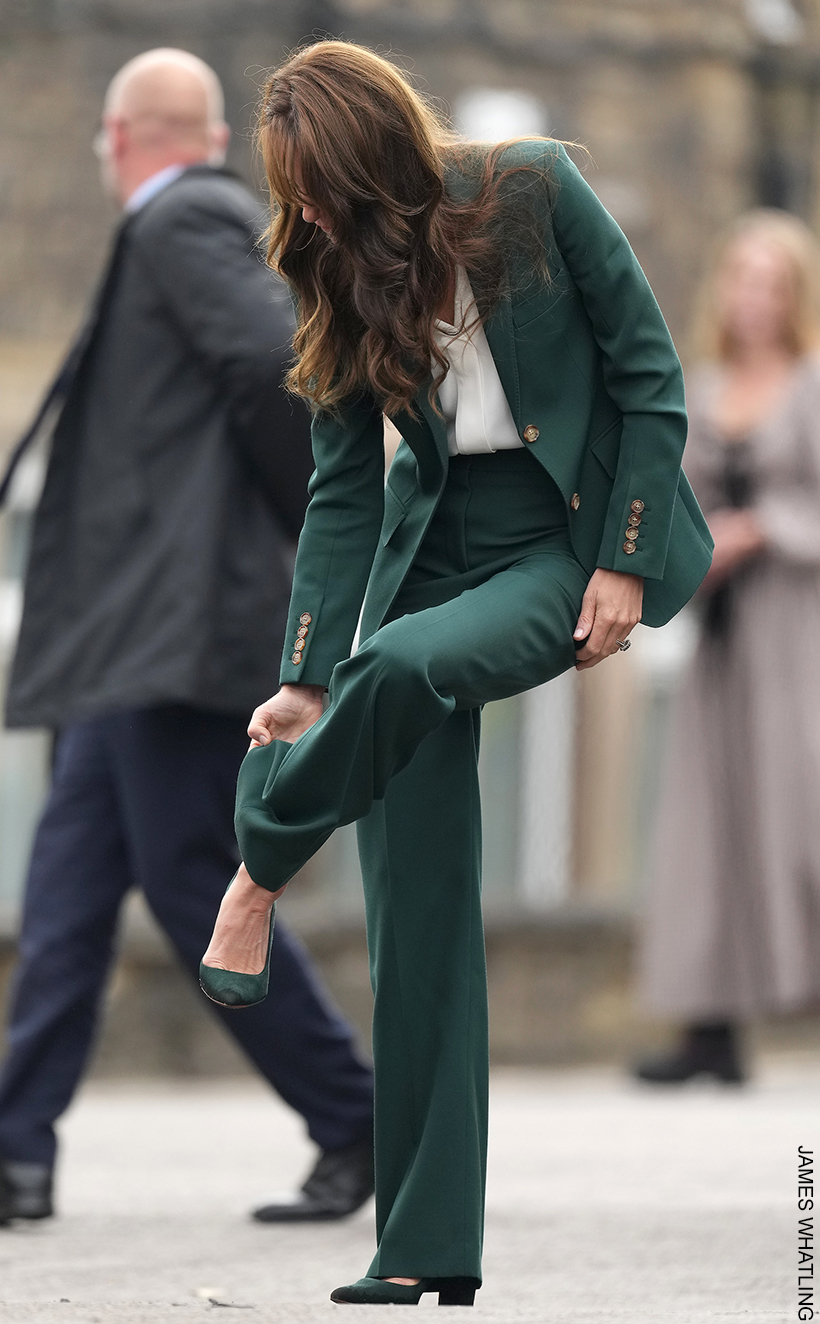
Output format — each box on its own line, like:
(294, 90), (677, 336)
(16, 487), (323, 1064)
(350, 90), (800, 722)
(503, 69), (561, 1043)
(0, 49), (373, 1226)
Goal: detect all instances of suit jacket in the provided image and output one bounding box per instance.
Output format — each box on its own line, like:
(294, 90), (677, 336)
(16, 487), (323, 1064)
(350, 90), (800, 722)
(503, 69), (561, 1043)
(278, 141), (714, 688)
(6, 165), (313, 729)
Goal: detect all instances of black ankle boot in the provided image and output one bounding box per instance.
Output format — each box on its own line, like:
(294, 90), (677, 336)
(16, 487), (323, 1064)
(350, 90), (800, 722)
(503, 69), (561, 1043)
(252, 1126), (374, 1222)
(0, 1159), (54, 1220)
(634, 1021), (745, 1085)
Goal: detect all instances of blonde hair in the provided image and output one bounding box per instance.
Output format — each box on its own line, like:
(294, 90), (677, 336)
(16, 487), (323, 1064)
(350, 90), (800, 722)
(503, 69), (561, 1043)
(691, 208), (820, 363)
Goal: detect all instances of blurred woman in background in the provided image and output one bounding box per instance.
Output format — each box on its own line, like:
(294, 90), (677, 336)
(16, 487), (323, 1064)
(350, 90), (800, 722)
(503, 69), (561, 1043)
(636, 210), (820, 1084)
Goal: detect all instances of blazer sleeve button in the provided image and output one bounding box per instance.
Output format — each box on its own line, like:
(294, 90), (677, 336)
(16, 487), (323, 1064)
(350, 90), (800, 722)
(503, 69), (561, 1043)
(522, 425), (539, 443)
(630, 499), (645, 514)
(299, 612), (312, 626)
(291, 652), (303, 664)
(622, 541), (637, 555)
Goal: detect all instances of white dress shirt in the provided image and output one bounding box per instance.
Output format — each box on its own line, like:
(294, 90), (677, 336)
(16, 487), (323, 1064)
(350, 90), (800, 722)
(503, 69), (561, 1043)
(124, 163), (187, 215)
(433, 266), (523, 457)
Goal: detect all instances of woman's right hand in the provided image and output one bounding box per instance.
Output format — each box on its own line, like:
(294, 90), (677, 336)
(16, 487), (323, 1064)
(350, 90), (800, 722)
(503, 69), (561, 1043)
(248, 683), (325, 747)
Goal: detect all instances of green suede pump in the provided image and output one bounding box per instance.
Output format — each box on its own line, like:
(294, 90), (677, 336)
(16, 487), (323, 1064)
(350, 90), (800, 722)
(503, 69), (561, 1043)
(329, 1276), (476, 1306)
(199, 903), (276, 1009)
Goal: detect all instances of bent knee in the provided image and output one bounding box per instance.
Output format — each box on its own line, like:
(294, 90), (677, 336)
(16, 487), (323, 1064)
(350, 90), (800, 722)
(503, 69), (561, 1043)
(333, 625), (433, 699)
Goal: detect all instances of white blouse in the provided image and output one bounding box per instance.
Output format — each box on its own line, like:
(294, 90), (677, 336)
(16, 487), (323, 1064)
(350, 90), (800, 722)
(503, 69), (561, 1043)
(433, 266), (524, 457)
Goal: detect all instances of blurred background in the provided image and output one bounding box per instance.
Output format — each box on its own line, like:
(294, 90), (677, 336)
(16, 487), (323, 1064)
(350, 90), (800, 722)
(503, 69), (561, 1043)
(1, 0), (819, 1078)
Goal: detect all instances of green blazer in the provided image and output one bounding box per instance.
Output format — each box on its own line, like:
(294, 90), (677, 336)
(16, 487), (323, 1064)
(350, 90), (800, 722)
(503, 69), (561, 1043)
(279, 141), (713, 688)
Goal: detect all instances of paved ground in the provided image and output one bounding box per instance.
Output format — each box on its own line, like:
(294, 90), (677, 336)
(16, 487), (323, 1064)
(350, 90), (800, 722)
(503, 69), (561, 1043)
(0, 1056), (815, 1323)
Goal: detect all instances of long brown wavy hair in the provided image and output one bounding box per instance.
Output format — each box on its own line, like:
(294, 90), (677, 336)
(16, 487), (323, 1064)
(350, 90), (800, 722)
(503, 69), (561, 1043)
(258, 41), (557, 416)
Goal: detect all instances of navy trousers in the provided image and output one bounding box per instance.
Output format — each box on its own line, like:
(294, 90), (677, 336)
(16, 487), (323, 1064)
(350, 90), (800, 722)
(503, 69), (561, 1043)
(0, 706), (374, 1166)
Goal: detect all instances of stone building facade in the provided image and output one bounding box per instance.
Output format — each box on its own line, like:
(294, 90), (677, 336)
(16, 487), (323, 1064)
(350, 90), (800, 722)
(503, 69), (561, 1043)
(0, 0), (819, 345)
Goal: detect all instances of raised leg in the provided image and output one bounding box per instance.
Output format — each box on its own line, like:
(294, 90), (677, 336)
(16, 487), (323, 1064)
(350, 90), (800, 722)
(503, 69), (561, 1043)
(236, 548), (587, 892)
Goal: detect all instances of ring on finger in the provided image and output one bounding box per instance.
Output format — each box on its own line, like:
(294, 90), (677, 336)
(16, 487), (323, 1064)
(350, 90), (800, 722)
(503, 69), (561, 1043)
(616, 639), (631, 652)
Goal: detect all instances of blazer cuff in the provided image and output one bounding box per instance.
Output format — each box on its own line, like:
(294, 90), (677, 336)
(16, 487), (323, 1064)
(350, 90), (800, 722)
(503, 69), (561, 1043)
(279, 604), (328, 686)
(597, 493), (661, 577)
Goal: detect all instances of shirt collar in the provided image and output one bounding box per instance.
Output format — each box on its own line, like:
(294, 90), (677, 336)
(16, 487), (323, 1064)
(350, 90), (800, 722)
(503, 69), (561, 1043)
(124, 164), (188, 215)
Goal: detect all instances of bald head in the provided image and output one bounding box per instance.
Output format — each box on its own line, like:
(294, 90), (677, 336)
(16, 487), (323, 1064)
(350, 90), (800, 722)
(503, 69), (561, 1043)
(100, 49), (229, 205)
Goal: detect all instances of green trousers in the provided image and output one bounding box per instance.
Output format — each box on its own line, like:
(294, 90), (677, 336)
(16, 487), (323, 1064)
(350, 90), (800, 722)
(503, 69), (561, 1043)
(236, 450), (589, 1282)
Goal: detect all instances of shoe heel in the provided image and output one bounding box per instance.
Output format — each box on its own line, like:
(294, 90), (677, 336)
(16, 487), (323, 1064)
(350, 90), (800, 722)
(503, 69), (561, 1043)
(437, 1279), (476, 1306)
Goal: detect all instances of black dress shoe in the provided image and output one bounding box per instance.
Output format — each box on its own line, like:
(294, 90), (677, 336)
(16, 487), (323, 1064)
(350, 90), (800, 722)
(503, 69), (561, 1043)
(0, 1166), (12, 1226)
(0, 1159), (54, 1220)
(634, 1021), (746, 1085)
(252, 1128), (374, 1222)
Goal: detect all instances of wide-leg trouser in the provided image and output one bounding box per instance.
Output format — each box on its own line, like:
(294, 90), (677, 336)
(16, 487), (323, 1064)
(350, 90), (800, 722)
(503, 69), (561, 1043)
(235, 450), (589, 1282)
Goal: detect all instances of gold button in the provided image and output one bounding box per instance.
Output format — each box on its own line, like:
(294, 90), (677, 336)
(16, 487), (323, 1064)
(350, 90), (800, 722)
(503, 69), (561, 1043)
(296, 625), (309, 639)
(299, 612), (312, 626)
(625, 527), (639, 541)
(630, 499), (645, 514)
(627, 513), (641, 528)
(293, 637), (306, 651)
(291, 652), (303, 664)
(623, 541), (637, 555)
(523, 424), (539, 443)
(571, 493), (580, 511)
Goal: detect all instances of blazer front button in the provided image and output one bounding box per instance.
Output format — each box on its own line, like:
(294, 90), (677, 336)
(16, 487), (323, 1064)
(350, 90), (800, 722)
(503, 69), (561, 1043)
(522, 424), (539, 443)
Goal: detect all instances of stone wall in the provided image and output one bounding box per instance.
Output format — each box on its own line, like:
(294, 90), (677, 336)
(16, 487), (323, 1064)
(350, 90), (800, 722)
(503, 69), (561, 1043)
(2, 0), (818, 353)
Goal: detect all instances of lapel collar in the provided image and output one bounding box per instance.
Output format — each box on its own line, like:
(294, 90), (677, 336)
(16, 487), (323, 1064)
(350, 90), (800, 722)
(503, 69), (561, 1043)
(393, 398), (447, 491)
(416, 390), (450, 473)
(481, 291), (521, 428)
(443, 155), (522, 426)
(402, 156), (524, 472)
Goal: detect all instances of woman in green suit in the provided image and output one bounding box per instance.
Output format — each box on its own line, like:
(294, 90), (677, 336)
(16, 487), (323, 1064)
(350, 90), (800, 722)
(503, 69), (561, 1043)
(201, 40), (712, 1307)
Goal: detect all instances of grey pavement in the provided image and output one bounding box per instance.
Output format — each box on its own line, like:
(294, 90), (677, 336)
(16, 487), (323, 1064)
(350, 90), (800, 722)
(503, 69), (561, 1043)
(0, 1056), (815, 1323)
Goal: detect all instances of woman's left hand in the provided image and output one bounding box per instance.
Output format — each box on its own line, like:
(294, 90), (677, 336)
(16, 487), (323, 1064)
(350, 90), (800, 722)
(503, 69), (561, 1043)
(573, 569), (643, 670)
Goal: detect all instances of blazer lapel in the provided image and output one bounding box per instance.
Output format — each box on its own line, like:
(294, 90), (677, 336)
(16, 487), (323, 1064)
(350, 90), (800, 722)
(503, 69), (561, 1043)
(401, 154), (524, 475)
(393, 397), (447, 491)
(481, 290), (522, 429)
(416, 390), (450, 474)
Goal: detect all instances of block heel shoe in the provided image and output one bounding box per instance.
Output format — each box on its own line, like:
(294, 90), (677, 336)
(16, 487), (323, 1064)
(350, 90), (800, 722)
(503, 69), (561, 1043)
(330, 1276), (477, 1306)
(199, 901), (276, 1009)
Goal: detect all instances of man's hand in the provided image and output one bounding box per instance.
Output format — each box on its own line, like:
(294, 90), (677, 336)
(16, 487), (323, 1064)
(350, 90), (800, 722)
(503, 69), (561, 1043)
(573, 568), (643, 671)
(248, 683), (325, 747)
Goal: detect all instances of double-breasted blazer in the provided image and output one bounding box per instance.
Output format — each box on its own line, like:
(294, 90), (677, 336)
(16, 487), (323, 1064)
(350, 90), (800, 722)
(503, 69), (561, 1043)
(279, 141), (713, 688)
